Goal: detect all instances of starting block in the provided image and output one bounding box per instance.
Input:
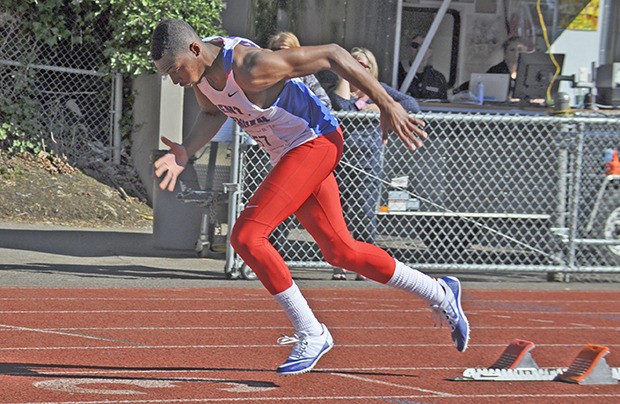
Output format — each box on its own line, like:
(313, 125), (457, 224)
(489, 338), (539, 369)
(555, 344), (618, 385)
(458, 339), (619, 384)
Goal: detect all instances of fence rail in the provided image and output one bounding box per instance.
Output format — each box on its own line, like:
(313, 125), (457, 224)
(219, 110), (620, 277)
(0, 11), (117, 166)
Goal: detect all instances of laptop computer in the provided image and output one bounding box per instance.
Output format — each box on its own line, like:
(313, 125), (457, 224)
(469, 73), (511, 102)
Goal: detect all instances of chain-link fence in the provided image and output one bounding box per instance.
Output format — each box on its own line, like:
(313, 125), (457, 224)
(223, 111), (620, 277)
(0, 10), (116, 168)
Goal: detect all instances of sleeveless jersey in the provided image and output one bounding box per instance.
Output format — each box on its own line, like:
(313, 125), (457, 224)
(196, 36), (339, 164)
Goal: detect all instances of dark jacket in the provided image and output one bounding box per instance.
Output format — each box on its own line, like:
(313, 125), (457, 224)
(398, 63), (448, 100)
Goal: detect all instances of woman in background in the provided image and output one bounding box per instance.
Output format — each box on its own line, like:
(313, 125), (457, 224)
(329, 47), (420, 280)
(268, 32), (332, 109)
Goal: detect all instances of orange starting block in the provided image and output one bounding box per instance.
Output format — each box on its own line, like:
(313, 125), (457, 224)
(490, 338), (539, 369)
(458, 339), (619, 384)
(556, 344), (617, 385)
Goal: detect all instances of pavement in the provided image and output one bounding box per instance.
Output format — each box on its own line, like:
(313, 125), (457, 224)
(1, 221), (618, 290)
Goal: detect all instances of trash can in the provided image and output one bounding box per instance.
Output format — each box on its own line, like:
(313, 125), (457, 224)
(151, 149), (203, 250)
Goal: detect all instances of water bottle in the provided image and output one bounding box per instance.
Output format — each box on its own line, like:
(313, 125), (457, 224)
(477, 81), (484, 105)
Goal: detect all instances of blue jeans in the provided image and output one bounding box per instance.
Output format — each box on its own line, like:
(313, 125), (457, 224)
(335, 128), (383, 244)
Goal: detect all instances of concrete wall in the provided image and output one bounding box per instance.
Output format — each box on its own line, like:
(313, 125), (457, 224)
(131, 73), (160, 203)
(131, 73), (202, 250)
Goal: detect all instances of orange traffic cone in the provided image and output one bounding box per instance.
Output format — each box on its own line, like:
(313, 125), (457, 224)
(604, 149), (620, 175)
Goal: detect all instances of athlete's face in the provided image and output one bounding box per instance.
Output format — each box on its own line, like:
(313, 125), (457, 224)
(154, 45), (204, 88)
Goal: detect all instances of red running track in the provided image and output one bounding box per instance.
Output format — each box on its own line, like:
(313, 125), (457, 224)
(0, 287), (618, 403)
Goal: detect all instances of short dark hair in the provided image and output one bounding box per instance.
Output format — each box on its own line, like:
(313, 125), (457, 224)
(151, 19), (201, 61)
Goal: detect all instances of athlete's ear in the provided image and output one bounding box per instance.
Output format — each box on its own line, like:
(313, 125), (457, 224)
(189, 42), (201, 57)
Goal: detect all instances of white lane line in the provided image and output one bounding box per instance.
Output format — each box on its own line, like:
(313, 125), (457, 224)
(0, 324), (147, 346)
(2, 366), (465, 377)
(0, 308), (432, 314)
(1, 309), (617, 314)
(3, 393), (620, 403)
(329, 372), (454, 396)
(2, 342), (618, 351)
(0, 297), (617, 303)
(0, 325), (614, 331)
(529, 319), (555, 323)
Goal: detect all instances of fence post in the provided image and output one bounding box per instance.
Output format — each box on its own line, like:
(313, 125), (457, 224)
(225, 123), (242, 276)
(566, 121), (586, 272)
(112, 71), (123, 165)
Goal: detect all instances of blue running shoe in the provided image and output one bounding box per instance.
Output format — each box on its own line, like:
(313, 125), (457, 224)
(276, 323), (334, 375)
(431, 276), (470, 352)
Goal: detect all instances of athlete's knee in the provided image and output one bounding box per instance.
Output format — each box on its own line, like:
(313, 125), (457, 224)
(322, 243), (358, 268)
(231, 218), (263, 253)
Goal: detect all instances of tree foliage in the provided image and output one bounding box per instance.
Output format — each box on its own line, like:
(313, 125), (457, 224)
(0, 0), (225, 154)
(1, 0), (225, 75)
(95, 0), (225, 75)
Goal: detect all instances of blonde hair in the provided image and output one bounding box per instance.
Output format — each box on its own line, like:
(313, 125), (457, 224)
(267, 32), (301, 50)
(350, 47), (379, 79)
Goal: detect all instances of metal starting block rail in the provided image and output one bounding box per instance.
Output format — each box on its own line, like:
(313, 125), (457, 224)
(457, 339), (619, 384)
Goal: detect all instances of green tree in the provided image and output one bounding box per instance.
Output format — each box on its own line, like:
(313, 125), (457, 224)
(0, 0), (225, 153)
(94, 0), (225, 75)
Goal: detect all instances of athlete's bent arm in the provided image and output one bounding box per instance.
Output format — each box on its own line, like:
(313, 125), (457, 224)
(235, 44), (427, 150)
(154, 86), (226, 191)
(183, 87), (228, 157)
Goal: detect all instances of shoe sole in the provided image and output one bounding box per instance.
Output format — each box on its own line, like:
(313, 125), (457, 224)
(276, 341), (334, 376)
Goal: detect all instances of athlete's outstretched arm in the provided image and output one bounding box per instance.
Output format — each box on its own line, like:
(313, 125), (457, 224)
(235, 44), (427, 151)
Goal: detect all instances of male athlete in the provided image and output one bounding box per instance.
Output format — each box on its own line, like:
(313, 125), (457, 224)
(150, 19), (469, 376)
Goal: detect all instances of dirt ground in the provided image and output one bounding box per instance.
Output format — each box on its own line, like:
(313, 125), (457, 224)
(0, 151), (153, 230)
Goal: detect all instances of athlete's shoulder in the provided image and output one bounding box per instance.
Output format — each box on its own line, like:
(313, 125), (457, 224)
(203, 35), (261, 49)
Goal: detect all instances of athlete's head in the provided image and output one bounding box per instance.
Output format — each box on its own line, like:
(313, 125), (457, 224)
(151, 19), (204, 87)
(151, 19), (201, 61)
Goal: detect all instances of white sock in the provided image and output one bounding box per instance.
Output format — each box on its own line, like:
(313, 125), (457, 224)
(386, 260), (446, 305)
(273, 282), (323, 336)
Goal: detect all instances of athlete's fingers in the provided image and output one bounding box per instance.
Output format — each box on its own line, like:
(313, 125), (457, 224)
(158, 171), (170, 190)
(158, 170), (176, 192)
(405, 117), (427, 147)
(154, 165), (166, 178)
(166, 172), (178, 192)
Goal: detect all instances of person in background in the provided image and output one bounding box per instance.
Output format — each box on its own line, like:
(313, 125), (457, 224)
(487, 36), (529, 78)
(330, 47), (420, 280)
(453, 36), (529, 95)
(150, 19), (469, 376)
(268, 31), (332, 109)
(398, 34), (448, 100)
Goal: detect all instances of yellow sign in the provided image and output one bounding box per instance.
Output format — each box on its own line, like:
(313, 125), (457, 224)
(567, 0), (599, 31)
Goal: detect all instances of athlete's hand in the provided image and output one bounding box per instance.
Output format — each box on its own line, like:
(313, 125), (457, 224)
(379, 102), (427, 151)
(154, 137), (189, 192)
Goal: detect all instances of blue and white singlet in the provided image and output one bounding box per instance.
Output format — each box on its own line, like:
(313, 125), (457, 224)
(196, 36), (338, 164)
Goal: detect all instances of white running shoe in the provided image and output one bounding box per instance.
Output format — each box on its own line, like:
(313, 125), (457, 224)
(276, 323), (334, 375)
(431, 276), (470, 352)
